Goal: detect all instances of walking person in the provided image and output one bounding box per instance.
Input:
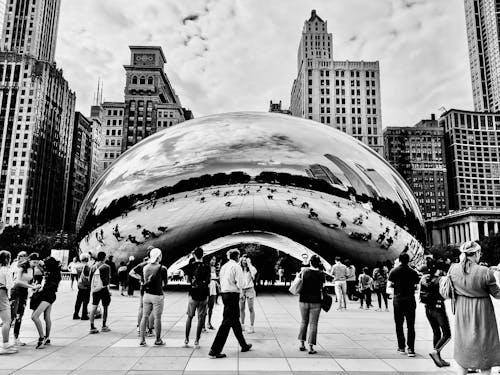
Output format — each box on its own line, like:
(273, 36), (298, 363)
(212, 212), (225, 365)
(388, 253), (420, 357)
(298, 255), (325, 354)
(117, 262), (127, 296)
(89, 252), (112, 334)
(206, 256), (219, 330)
(10, 253), (40, 346)
(448, 241), (500, 374)
(373, 262), (389, 311)
(31, 257), (61, 349)
(139, 248), (168, 346)
(358, 267), (373, 309)
(209, 249), (252, 359)
(68, 257), (80, 290)
(239, 255), (257, 333)
(184, 247), (211, 348)
(345, 259), (357, 300)
(330, 257), (348, 310)
(418, 259), (450, 367)
(0, 250), (16, 354)
(73, 254), (91, 320)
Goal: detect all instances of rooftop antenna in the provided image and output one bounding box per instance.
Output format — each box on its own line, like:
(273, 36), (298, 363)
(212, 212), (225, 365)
(100, 80), (103, 104)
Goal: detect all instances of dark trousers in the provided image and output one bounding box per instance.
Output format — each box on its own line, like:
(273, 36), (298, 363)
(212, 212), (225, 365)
(210, 292), (247, 354)
(393, 298), (416, 350)
(74, 288), (91, 317)
(359, 289), (372, 307)
(10, 288), (27, 337)
(346, 280), (357, 300)
(127, 275), (135, 296)
(425, 306), (451, 352)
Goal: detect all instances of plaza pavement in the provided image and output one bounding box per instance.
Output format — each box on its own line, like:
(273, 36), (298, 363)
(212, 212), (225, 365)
(1, 280), (493, 374)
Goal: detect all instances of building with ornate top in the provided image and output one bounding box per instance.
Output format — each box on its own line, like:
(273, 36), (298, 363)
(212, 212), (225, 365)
(290, 10), (383, 155)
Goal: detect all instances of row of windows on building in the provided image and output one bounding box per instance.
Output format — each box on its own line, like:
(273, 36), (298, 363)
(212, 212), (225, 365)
(104, 139), (121, 146)
(308, 70), (377, 78)
(307, 87), (377, 98)
(106, 109), (123, 116)
(105, 129), (121, 136)
(130, 76), (154, 85)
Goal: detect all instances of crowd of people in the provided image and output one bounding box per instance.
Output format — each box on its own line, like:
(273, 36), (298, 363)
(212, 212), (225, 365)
(2, 241), (500, 374)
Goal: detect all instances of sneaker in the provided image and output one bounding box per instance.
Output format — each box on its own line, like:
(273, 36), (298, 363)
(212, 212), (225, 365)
(73, 314), (80, 320)
(247, 326), (254, 334)
(154, 340), (165, 346)
(0, 346), (17, 354)
(397, 348), (406, 354)
(183, 339), (191, 348)
(407, 349), (416, 357)
(208, 351), (226, 359)
(194, 340), (200, 349)
(101, 326), (111, 333)
(43, 337), (51, 345)
(35, 338), (45, 349)
(139, 341), (146, 347)
(241, 344), (252, 352)
(89, 327), (99, 334)
(146, 330), (154, 337)
(14, 338), (25, 347)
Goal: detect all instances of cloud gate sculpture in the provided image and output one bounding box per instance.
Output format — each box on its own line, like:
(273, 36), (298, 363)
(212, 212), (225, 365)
(76, 112), (425, 269)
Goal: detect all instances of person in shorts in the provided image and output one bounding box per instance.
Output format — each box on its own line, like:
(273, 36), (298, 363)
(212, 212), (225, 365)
(139, 248), (168, 346)
(89, 252), (111, 334)
(184, 247), (211, 348)
(239, 255), (257, 333)
(129, 247), (155, 335)
(0, 250), (16, 355)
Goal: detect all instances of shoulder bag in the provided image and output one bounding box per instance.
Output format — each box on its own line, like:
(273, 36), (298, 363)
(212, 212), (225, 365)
(321, 287), (332, 312)
(289, 270), (304, 295)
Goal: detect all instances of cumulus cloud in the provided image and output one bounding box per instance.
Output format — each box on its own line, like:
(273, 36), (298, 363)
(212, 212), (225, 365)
(55, 0), (472, 127)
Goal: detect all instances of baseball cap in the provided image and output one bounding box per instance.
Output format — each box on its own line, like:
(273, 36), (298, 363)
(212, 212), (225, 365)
(148, 248), (162, 264)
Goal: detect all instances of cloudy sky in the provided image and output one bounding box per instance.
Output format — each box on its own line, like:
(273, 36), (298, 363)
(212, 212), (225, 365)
(55, 0), (472, 127)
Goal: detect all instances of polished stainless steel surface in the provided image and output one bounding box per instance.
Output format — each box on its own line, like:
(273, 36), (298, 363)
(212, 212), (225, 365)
(77, 112), (425, 267)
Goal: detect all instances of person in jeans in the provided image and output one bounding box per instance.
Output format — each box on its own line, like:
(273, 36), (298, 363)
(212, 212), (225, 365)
(73, 253), (91, 320)
(209, 249), (252, 358)
(0, 250), (16, 355)
(298, 255), (325, 354)
(388, 252), (420, 357)
(184, 247), (211, 348)
(373, 262), (389, 311)
(419, 259), (450, 367)
(239, 255), (257, 333)
(139, 248), (168, 346)
(358, 267), (373, 309)
(89, 252), (112, 334)
(330, 257), (347, 310)
(345, 259), (357, 300)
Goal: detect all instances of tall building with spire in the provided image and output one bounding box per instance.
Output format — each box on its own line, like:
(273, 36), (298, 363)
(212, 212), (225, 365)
(290, 10), (383, 155)
(0, 0), (75, 231)
(464, 0), (500, 112)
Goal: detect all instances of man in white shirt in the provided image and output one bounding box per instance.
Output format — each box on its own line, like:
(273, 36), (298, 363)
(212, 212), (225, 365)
(209, 249), (252, 358)
(330, 256), (348, 310)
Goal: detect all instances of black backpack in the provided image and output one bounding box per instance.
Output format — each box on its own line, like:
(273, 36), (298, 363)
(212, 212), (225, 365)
(190, 262), (210, 299)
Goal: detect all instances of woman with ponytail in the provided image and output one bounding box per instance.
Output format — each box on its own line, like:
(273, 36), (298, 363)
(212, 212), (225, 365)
(449, 241), (500, 374)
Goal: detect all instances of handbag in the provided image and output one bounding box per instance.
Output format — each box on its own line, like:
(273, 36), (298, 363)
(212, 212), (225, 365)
(321, 288), (332, 312)
(439, 272), (456, 315)
(289, 271), (303, 295)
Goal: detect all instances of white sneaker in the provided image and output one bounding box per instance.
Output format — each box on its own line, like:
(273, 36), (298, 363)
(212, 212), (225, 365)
(247, 326), (254, 334)
(0, 346), (17, 355)
(14, 338), (26, 347)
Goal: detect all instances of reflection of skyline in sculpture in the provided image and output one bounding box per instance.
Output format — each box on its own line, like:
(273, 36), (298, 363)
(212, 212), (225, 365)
(77, 112), (425, 269)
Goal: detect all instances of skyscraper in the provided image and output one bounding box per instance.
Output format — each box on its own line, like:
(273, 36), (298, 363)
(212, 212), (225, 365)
(122, 46), (192, 152)
(464, 0), (500, 111)
(0, 0), (61, 62)
(384, 115), (449, 220)
(0, 0), (75, 231)
(290, 10), (383, 155)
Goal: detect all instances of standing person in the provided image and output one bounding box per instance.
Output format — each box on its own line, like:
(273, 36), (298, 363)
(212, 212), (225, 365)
(89, 252), (112, 334)
(345, 259), (357, 301)
(129, 249), (155, 336)
(106, 255), (118, 286)
(206, 256), (219, 330)
(68, 257), (80, 290)
(358, 267), (373, 309)
(73, 254), (91, 320)
(209, 249), (252, 359)
(373, 262), (389, 311)
(10, 254), (39, 346)
(184, 247), (211, 348)
(298, 254), (325, 354)
(448, 241), (500, 374)
(239, 256), (257, 333)
(117, 262), (128, 296)
(388, 253), (420, 357)
(139, 248), (168, 346)
(9, 252), (27, 280)
(31, 257), (61, 349)
(0, 250), (16, 354)
(126, 256), (136, 297)
(419, 259), (450, 367)
(330, 257), (348, 310)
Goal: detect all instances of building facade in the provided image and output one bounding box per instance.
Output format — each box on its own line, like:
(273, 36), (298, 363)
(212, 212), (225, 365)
(440, 109), (500, 210)
(99, 102), (125, 172)
(464, 0), (500, 112)
(290, 10), (383, 155)
(89, 105), (103, 187)
(65, 112), (91, 231)
(122, 46), (192, 152)
(384, 115), (449, 220)
(269, 100), (291, 114)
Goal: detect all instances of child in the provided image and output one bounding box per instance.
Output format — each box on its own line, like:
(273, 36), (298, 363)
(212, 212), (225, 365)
(117, 261), (127, 296)
(358, 267), (373, 309)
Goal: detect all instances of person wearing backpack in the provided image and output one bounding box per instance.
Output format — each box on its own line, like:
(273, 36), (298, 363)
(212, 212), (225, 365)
(73, 253), (91, 320)
(184, 247), (211, 348)
(89, 252), (111, 334)
(419, 259), (451, 368)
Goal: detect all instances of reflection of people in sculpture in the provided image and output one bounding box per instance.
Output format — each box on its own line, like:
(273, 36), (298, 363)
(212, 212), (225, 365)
(340, 221), (347, 229)
(127, 235), (143, 245)
(113, 225), (123, 241)
(377, 233), (385, 244)
(301, 202), (309, 209)
(308, 209), (318, 219)
(287, 199), (294, 205)
(225, 202), (232, 207)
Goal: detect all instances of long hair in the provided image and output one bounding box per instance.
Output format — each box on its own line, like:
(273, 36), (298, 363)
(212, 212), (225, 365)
(459, 241), (481, 274)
